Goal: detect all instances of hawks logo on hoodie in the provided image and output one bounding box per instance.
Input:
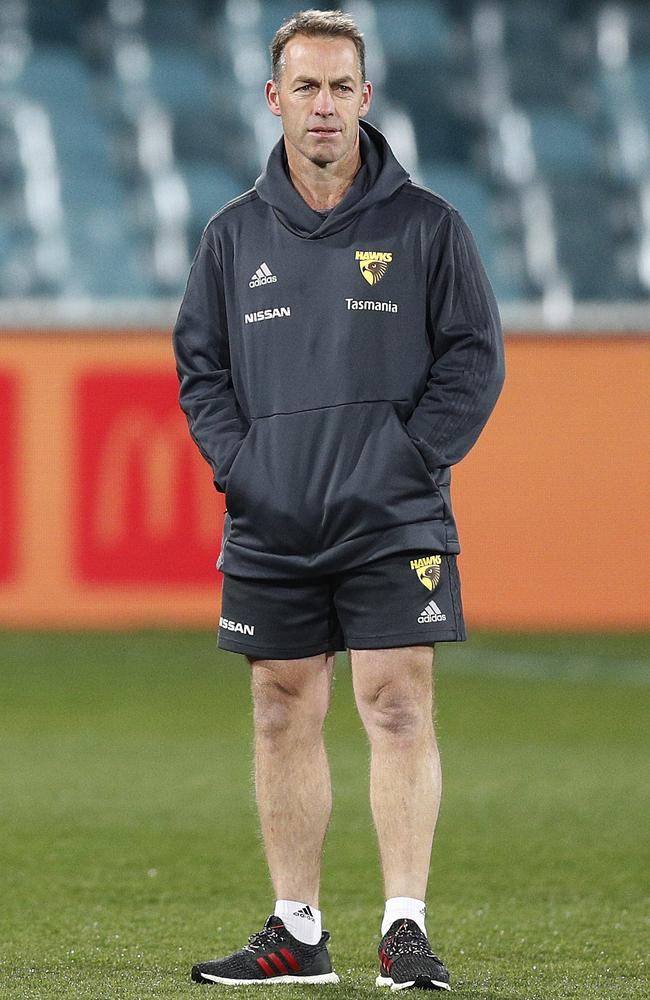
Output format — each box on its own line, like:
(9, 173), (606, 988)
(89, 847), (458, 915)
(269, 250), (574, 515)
(355, 250), (393, 285)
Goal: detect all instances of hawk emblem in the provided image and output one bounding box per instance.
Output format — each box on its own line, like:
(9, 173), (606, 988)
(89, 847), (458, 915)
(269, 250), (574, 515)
(355, 250), (393, 286)
(360, 258), (390, 285)
(410, 554), (443, 591)
(417, 563), (441, 591)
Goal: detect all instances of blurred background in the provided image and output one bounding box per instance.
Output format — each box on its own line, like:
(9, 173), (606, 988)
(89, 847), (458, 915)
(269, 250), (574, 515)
(1, 5), (648, 999)
(1, 0), (650, 308)
(0, 0), (647, 629)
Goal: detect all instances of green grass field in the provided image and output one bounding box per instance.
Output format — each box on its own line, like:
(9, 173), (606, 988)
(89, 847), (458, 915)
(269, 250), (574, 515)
(1, 631), (648, 1000)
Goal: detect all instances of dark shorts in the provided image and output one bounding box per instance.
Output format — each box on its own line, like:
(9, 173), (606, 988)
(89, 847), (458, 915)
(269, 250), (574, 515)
(217, 549), (466, 660)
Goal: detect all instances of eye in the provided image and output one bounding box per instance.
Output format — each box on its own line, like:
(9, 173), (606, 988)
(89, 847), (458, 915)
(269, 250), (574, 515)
(338, 85), (352, 92)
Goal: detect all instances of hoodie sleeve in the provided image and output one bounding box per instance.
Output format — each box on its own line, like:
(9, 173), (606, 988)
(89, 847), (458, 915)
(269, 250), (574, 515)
(404, 208), (505, 469)
(172, 231), (249, 493)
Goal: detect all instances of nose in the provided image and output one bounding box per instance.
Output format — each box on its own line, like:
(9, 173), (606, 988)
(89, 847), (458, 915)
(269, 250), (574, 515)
(313, 85), (335, 116)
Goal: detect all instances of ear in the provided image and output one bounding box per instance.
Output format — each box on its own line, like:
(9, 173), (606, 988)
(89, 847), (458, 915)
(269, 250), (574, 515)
(358, 80), (373, 119)
(265, 79), (282, 118)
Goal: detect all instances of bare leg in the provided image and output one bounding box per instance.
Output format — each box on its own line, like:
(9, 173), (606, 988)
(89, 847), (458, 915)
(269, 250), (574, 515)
(249, 651), (336, 906)
(350, 645), (440, 899)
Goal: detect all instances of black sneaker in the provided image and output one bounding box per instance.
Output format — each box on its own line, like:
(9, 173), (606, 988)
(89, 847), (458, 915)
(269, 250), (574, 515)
(376, 919), (450, 991)
(191, 914), (340, 985)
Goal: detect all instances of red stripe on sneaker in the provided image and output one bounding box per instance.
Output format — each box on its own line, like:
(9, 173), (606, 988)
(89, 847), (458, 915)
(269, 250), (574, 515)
(256, 957), (276, 977)
(379, 949), (393, 973)
(268, 953), (289, 974)
(279, 948), (301, 972)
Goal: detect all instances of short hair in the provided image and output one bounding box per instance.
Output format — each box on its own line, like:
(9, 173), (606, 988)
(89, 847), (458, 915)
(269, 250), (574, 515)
(270, 8), (366, 84)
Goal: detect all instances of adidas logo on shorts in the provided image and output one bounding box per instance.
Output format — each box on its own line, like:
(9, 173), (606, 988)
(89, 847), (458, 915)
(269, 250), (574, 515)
(418, 599), (447, 624)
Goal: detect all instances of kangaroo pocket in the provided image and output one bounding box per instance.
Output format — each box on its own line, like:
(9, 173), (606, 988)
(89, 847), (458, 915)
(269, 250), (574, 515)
(225, 400), (445, 555)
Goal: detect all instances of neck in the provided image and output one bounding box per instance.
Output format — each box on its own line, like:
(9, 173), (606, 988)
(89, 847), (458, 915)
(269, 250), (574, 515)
(284, 130), (362, 211)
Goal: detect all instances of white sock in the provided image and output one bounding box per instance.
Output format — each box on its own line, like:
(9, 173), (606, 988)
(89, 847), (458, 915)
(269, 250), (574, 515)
(381, 896), (427, 937)
(274, 899), (322, 945)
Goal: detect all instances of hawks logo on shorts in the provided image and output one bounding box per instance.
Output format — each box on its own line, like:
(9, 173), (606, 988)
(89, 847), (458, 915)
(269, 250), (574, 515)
(355, 250), (393, 285)
(410, 554), (442, 591)
(411, 555), (448, 624)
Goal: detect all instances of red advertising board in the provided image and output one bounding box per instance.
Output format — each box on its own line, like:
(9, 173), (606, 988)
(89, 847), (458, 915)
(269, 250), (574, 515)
(74, 371), (224, 584)
(0, 373), (18, 583)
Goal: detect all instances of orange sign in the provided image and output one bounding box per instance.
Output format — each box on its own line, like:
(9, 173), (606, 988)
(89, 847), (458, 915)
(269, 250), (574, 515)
(0, 331), (647, 630)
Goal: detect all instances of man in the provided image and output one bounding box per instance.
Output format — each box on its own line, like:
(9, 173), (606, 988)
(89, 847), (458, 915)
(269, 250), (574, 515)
(173, 8), (504, 992)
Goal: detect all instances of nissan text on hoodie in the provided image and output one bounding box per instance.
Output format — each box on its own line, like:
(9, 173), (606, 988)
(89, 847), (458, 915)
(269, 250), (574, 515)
(173, 121), (505, 580)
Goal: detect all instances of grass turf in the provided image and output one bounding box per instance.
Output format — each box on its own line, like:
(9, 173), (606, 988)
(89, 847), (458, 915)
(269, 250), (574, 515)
(0, 630), (648, 999)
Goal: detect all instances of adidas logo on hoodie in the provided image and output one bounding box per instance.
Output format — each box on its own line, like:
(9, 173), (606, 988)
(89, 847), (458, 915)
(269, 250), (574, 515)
(249, 262), (277, 288)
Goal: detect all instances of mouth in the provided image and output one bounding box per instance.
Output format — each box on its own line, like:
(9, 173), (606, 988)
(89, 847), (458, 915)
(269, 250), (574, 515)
(308, 127), (341, 136)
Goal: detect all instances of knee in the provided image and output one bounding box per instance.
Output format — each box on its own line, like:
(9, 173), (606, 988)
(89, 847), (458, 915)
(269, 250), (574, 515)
(251, 667), (329, 741)
(253, 684), (301, 739)
(358, 683), (433, 745)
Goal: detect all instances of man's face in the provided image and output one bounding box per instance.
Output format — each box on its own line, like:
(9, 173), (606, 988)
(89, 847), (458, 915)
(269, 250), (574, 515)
(265, 34), (372, 167)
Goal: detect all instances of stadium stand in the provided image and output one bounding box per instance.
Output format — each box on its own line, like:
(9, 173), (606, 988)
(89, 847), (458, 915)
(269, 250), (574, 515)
(0, 0), (648, 306)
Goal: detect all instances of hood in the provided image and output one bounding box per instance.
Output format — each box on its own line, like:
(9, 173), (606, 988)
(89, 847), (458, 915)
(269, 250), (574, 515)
(254, 119), (409, 239)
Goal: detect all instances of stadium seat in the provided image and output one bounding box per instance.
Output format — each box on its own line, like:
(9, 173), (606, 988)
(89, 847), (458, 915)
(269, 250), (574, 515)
(257, 1), (310, 47)
(0, 222), (16, 292)
(528, 109), (600, 175)
(549, 175), (626, 299)
(501, 0), (562, 52)
(373, 1), (452, 60)
(509, 54), (574, 108)
(148, 47), (215, 113)
(421, 163), (502, 271)
(400, 91), (476, 165)
(181, 162), (246, 251)
(419, 163), (528, 301)
(628, 4), (650, 58)
(420, 163), (494, 260)
(64, 205), (156, 298)
(172, 107), (258, 181)
(17, 45), (94, 104)
(141, 2), (204, 49)
(629, 56), (650, 110)
(27, 0), (93, 46)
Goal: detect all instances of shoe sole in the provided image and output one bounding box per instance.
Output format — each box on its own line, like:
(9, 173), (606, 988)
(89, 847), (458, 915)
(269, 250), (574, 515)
(376, 974), (451, 991)
(196, 971), (340, 985)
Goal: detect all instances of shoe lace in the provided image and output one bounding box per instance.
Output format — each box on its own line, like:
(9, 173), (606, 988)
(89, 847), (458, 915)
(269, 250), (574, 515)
(244, 925), (284, 953)
(391, 920), (442, 962)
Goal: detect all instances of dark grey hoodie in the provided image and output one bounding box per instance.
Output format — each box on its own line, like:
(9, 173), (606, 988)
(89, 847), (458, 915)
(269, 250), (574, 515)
(173, 121), (505, 579)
